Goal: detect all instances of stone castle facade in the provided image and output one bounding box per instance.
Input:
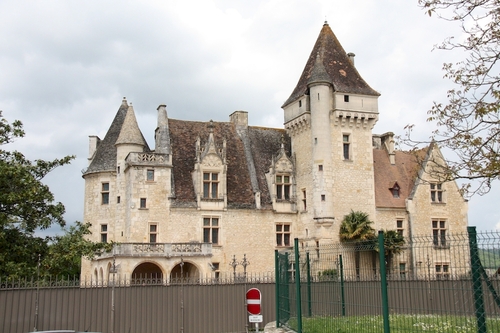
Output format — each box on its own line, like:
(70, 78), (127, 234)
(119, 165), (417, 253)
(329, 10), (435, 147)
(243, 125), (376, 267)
(81, 23), (468, 282)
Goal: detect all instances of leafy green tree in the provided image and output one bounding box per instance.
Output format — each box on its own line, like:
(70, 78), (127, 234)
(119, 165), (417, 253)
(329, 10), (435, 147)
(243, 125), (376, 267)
(376, 230), (405, 275)
(0, 111), (74, 277)
(404, 0), (500, 196)
(41, 222), (113, 277)
(339, 210), (376, 279)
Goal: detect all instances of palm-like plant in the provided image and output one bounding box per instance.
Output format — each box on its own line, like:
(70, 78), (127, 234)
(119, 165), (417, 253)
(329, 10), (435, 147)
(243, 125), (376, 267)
(378, 229), (405, 275)
(339, 210), (376, 279)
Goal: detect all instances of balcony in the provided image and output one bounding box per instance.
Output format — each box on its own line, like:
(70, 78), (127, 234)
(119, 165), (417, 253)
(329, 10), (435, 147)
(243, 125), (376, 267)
(98, 243), (212, 259)
(125, 152), (170, 167)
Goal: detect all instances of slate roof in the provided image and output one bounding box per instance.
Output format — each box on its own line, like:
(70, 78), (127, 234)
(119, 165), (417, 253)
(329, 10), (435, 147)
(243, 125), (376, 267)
(168, 119), (289, 209)
(283, 22), (380, 107)
(373, 149), (424, 208)
(84, 99), (150, 175)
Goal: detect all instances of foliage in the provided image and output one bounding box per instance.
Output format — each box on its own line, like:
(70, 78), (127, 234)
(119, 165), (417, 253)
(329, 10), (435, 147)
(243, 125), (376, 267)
(339, 210), (376, 243)
(404, 0), (500, 196)
(0, 112), (109, 278)
(376, 229), (405, 272)
(41, 221), (114, 277)
(339, 210), (376, 278)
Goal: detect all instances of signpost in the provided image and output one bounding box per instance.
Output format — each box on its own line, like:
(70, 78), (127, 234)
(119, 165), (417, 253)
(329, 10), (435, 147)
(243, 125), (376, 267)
(246, 288), (262, 331)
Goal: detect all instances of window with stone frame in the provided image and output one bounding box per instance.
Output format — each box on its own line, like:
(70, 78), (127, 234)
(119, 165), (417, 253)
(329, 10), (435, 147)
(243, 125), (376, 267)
(203, 217), (219, 244)
(100, 224), (108, 243)
(203, 172), (219, 199)
(149, 224), (158, 243)
(435, 263), (450, 280)
(140, 198), (147, 209)
(343, 134), (351, 160)
(276, 223), (291, 247)
(430, 183), (444, 203)
(399, 262), (407, 280)
(147, 169), (155, 181)
(432, 220), (447, 248)
(396, 219), (404, 237)
(276, 174), (291, 200)
(101, 183), (110, 205)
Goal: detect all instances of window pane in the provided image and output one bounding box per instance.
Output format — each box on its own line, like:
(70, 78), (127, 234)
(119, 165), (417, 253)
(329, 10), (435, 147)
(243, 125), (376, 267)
(277, 234), (282, 246)
(102, 193), (109, 204)
(203, 183), (209, 198)
(284, 176), (290, 183)
(211, 218), (218, 226)
(276, 225), (282, 232)
(440, 221), (445, 228)
(212, 173), (218, 181)
(102, 183), (109, 191)
(284, 234), (290, 246)
(284, 185), (290, 200)
(277, 185), (283, 199)
(150, 225), (157, 232)
(150, 234), (157, 243)
(284, 225), (290, 232)
(211, 183), (218, 198)
(212, 229), (218, 244)
(101, 225), (107, 232)
(203, 229), (210, 242)
(432, 221), (438, 228)
(101, 234), (107, 243)
(147, 170), (154, 181)
(203, 218), (210, 226)
(343, 135), (349, 142)
(203, 173), (209, 180)
(276, 175), (282, 183)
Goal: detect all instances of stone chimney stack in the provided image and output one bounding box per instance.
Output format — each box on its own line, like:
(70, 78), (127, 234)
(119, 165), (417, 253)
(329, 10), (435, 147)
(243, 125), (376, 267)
(347, 52), (355, 66)
(381, 132), (396, 165)
(229, 111), (248, 130)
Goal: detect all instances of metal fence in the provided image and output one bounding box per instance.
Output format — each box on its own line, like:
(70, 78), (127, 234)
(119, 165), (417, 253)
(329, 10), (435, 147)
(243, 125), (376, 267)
(275, 227), (500, 333)
(0, 273), (275, 333)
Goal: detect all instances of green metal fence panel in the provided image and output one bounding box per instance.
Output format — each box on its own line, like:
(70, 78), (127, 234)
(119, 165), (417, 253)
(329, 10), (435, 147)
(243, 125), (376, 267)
(275, 229), (500, 333)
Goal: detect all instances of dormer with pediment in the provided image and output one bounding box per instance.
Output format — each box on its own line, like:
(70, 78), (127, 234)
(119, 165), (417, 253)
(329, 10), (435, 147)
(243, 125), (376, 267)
(266, 138), (296, 213)
(193, 120), (228, 211)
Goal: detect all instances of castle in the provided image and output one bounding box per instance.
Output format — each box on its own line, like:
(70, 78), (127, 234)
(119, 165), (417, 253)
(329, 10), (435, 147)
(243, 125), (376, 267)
(81, 22), (468, 282)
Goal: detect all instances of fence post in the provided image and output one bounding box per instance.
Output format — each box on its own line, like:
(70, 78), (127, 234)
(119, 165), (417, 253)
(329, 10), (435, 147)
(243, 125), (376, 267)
(378, 230), (390, 333)
(306, 251), (312, 317)
(275, 250), (280, 328)
(467, 226), (487, 333)
(339, 254), (345, 317)
(294, 238), (302, 333)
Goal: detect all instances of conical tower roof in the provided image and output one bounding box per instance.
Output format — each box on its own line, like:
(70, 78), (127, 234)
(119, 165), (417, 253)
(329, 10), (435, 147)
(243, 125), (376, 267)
(282, 22), (379, 107)
(84, 98), (150, 175)
(115, 104), (148, 147)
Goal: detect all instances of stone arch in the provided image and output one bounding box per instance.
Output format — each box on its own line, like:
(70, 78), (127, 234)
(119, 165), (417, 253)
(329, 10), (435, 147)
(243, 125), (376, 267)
(170, 260), (200, 282)
(131, 261), (163, 284)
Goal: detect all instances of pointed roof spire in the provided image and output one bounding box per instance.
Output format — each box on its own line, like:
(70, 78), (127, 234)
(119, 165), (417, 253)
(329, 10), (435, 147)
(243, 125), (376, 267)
(115, 104), (148, 147)
(156, 104), (171, 154)
(282, 22), (379, 107)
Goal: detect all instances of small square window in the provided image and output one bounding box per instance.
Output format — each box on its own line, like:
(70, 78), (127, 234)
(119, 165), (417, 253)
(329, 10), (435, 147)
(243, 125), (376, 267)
(344, 95), (349, 102)
(318, 165), (323, 171)
(321, 194), (326, 201)
(147, 169), (155, 181)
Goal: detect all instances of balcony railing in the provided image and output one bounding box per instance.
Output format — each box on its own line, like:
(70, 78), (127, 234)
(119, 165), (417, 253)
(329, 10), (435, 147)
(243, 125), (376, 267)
(98, 242), (212, 259)
(125, 152), (170, 166)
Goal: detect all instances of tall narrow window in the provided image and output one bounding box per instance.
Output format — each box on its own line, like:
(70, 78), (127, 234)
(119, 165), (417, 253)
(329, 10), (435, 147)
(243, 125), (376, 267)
(399, 263), (407, 280)
(203, 217), (219, 244)
(147, 169), (155, 181)
(100, 224), (108, 243)
(101, 183), (110, 205)
(212, 262), (220, 279)
(140, 198), (147, 209)
(302, 189), (307, 211)
(396, 220), (404, 237)
(432, 220), (447, 247)
(276, 223), (291, 247)
(430, 183), (443, 203)
(149, 224), (158, 243)
(203, 172), (219, 199)
(276, 175), (291, 200)
(343, 134), (350, 160)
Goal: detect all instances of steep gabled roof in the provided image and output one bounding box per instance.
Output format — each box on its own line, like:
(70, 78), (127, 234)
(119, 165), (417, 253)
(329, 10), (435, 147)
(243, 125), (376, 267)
(283, 22), (379, 107)
(84, 99), (150, 175)
(373, 149), (422, 208)
(168, 119), (289, 209)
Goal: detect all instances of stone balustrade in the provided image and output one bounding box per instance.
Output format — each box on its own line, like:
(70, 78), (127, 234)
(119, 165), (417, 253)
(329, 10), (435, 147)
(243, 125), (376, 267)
(99, 242), (212, 259)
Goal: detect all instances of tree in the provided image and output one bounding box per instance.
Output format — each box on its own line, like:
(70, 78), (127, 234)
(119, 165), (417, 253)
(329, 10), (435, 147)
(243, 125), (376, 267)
(0, 111), (74, 277)
(376, 230), (405, 276)
(339, 210), (376, 279)
(41, 222), (113, 277)
(404, 0), (500, 196)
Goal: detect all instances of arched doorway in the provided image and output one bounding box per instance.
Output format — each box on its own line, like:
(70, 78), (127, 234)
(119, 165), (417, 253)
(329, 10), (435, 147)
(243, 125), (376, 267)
(170, 261), (199, 283)
(132, 262), (163, 284)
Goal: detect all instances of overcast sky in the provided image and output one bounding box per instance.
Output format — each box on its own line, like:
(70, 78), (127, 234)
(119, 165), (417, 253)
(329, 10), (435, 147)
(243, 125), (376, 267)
(1, 0), (498, 235)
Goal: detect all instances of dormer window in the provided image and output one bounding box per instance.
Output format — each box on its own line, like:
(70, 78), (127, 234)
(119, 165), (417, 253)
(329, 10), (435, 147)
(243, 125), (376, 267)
(344, 95), (349, 102)
(203, 172), (219, 199)
(276, 174), (291, 200)
(390, 182), (400, 198)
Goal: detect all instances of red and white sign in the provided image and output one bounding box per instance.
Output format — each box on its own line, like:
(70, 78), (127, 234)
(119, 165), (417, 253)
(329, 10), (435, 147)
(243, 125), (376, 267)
(246, 288), (261, 315)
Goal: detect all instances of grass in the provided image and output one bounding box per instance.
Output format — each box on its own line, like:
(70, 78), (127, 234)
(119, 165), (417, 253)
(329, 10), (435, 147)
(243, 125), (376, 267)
(285, 314), (500, 333)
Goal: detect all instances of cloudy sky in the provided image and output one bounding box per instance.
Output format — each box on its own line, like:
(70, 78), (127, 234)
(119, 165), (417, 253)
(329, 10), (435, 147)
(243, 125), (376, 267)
(1, 0), (498, 235)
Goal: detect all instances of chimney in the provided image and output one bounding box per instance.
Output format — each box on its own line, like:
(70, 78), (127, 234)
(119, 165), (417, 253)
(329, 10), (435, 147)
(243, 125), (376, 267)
(381, 132), (396, 165)
(229, 111), (248, 130)
(347, 52), (355, 66)
(88, 135), (100, 165)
